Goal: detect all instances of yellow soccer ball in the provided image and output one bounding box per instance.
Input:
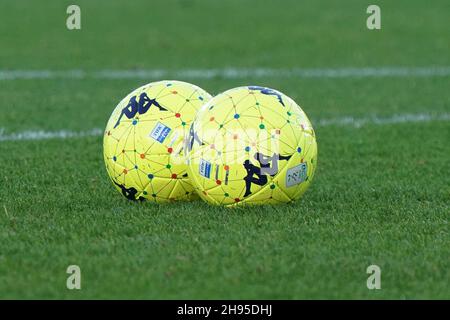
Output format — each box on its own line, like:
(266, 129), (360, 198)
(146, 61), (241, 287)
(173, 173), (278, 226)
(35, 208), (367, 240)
(186, 86), (317, 206)
(104, 80), (212, 202)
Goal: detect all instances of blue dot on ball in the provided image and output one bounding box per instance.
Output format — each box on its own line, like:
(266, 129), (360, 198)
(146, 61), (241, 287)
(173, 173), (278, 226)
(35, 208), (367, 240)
(132, 119), (138, 125)
(297, 147), (302, 153)
(148, 174), (154, 179)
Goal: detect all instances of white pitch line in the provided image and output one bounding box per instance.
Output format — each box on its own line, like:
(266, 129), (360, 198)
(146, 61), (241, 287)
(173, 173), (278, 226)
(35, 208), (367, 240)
(0, 128), (103, 142)
(315, 112), (450, 128)
(1, 66), (450, 80)
(0, 113), (448, 142)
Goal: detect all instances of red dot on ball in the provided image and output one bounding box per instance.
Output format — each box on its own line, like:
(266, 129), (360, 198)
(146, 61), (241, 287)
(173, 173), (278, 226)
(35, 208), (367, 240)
(216, 180), (221, 185)
(224, 165), (230, 171)
(234, 198), (240, 202)
(171, 173), (177, 179)
(175, 113), (181, 118)
(168, 147), (173, 153)
(140, 154), (145, 159)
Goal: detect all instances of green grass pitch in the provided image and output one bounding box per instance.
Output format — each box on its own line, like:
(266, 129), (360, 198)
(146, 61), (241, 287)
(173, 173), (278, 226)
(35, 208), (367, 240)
(0, 0), (449, 299)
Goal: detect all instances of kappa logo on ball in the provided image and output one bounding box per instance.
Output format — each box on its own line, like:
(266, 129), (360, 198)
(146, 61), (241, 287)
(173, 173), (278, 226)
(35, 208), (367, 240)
(150, 122), (171, 143)
(199, 159), (212, 178)
(286, 163), (308, 187)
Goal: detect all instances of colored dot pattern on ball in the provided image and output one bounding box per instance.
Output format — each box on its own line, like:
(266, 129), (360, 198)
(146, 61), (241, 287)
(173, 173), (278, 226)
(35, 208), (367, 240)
(297, 147), (302, 153)
(104, 81), (214, 203)
(270, 184), (275, 189)
(234, 114), (240, 119)
(245, 146), (250, 152)
(259, 124), (265, 129)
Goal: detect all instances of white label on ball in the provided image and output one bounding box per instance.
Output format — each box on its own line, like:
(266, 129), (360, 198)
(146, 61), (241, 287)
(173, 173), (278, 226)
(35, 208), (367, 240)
(150, 122), (171, 143)
(199, 159), (212, 179)
(286, 163), (307, 187)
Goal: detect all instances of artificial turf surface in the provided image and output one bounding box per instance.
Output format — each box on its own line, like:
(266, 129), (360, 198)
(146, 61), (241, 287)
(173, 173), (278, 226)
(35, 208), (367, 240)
(0, 0), (449, 299)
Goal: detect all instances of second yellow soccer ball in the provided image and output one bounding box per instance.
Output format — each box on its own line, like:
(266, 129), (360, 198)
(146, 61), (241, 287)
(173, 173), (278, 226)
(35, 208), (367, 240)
(186, 86), (318, 206)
